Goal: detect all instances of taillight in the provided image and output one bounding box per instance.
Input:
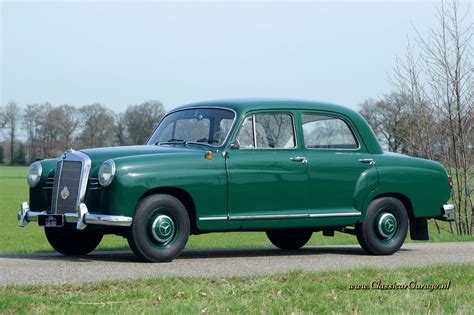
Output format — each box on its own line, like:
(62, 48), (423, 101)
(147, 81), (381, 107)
(448, 175), (453, 190)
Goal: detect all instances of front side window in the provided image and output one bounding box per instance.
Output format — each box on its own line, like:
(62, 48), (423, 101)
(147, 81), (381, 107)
(147, 108), (235, 146)
(236, 113), (296, 149)
(302, 114), (358, 149)
(238, 117), (255, 148)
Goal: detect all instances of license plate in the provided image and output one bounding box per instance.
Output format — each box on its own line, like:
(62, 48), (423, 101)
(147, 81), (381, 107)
(38, 214), (64, 227)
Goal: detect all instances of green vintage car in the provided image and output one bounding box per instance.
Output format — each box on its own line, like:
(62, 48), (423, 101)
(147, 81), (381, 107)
(18, 99), (455, 262)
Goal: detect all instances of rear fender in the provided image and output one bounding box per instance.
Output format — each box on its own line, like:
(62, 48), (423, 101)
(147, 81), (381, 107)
(363, 166), (450, 218)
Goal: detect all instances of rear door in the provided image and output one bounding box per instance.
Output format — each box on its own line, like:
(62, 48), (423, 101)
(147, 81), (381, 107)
(301, 112), (378, 218)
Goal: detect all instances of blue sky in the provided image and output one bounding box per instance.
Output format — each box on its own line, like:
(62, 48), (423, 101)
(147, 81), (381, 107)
(0, 1), (450, 112)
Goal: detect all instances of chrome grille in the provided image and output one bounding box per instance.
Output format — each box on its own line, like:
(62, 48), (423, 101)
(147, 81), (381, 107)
(51, 161), (82, 214)
(50, 150), (92, 215)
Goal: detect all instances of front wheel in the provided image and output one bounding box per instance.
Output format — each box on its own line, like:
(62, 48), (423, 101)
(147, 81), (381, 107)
(127, 194), (190, 262)
(266, 229), (312, 249)
(45, 226), (103, 256)
(356, 197), (408, 255)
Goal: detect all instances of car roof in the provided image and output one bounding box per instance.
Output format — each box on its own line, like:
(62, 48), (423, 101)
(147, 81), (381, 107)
(174, 98), (355, 116)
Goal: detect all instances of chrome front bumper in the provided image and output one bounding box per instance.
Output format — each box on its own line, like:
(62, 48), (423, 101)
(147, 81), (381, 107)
(18, 202), (132, 230)
(442, 204), (456, 215)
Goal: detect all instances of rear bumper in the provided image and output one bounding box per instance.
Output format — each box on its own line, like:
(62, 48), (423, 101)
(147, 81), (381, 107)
(18, 202), (132, 230)
(433, 204), (456, 222)
(442, 204), (456, 215)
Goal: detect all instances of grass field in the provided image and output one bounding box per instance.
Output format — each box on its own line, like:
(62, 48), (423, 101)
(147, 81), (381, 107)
(0, 263), (472, 313)
(1, 166), (472, 254)
(1, 166), (473, 314)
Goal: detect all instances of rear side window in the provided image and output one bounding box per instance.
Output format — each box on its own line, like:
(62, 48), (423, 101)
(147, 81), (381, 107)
(236, 113), (296, 149)
(302, 114), (358, 149)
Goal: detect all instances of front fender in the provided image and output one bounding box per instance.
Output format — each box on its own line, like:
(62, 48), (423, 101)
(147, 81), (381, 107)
(29, 158), (59, 211)
(100, 153), (228, 219)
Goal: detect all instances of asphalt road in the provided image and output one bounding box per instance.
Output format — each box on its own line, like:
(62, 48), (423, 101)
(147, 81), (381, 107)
(0, 242), (472, 286)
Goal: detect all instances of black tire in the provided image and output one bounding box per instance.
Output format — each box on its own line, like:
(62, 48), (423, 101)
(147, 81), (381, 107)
(45, 225), (103, 256)
(266, 229), (312, 250)
(356, 197), (408, 255)
(127, 194), (190, 262)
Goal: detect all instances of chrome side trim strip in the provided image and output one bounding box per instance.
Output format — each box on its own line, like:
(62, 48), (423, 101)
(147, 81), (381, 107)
(229, 214), (308, 220)
(198, 212), (362, 222)
(309, 212), (361, 218)
(198, 216), (228, 221)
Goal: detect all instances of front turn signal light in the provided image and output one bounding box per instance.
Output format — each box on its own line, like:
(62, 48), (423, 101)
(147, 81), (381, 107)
(204, 151), (213, 160)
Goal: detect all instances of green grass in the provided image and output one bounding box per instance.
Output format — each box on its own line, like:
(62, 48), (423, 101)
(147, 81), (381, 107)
(0, 263), (472, 314)
(1, 166), (472, 255)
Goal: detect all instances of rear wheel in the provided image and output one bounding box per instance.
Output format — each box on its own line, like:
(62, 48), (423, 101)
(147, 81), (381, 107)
(356, 197), (408, 255)
(266, 230), (312, 249)
(127, 194), (190, 262)
(45, 226), (103, 256)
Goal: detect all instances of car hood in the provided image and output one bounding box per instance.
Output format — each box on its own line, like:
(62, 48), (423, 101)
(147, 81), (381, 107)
(81, 145), (206, 169)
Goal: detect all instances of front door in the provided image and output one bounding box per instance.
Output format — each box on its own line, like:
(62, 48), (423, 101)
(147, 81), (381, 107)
(226, 112), (309, 226)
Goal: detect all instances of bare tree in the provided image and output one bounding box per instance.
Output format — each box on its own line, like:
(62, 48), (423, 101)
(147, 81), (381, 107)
(79, 103), (117, 148)
(359, 93), (410, 153)
(2, 101), (22, 165)
(392, 42), (438, 160)
(386, 0), (473, 234)
(123, 101), (165, 145)
(57, 104), (80, 150)
(38, 103), (60, 158)
(23, 104), (44, 162)
(417, 0), (473, 235)
(362, 1), (472, 235)
(114, 112), (127, 145)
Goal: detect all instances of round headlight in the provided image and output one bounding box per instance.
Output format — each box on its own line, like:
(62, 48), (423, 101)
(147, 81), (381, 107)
(27, 162), (43, 187)
(98, 160), (116, 187)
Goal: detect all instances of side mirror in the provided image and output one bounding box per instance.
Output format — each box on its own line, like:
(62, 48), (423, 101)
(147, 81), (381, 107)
(229, 139), (240, 150)
(223, 139), (240, 157)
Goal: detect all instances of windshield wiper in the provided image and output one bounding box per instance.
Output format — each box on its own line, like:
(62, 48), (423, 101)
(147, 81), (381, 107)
(156, 139), (188, 145)
(157, 138), (220, 147)
(195, 138), (220, 144)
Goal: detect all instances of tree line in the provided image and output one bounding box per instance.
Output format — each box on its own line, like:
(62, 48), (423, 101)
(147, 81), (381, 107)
(0, 101), (165, 165)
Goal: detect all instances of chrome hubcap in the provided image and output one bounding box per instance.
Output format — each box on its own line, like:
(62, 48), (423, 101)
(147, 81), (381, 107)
(151, 214), (175, 243)
(377, 213), (398, 239)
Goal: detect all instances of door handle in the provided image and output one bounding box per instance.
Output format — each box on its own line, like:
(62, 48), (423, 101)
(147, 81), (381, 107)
(359, 158), (375, 165)
(290, 156), (308, 164)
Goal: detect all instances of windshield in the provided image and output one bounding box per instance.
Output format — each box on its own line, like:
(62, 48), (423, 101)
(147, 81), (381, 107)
(147, 108), (235, 146)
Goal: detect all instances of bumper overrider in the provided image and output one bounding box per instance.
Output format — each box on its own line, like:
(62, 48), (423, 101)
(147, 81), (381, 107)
(434, 204), (456, 222)
(18, 202), (132, 230)
(442, 204), (456, 215)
